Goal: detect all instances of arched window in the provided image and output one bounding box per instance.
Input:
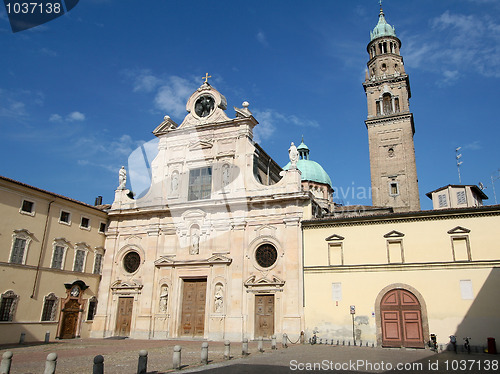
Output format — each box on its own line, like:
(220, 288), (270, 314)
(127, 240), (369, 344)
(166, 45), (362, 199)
(41, 293), (58, 321)
(0, 290), (19, 321)
(383, 93), (392, 115)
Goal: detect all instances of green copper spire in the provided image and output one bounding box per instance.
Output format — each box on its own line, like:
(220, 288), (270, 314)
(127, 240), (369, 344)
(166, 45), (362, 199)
(370, 1), (396, 41)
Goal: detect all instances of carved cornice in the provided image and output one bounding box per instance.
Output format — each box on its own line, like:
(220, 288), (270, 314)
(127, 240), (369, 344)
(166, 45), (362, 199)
(244, 275), (285, 290)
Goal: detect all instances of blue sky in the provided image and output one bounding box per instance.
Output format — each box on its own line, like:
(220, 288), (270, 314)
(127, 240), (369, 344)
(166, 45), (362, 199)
(1, 0), (499, 210)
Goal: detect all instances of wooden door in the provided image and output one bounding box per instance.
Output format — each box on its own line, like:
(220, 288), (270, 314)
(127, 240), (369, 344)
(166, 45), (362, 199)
(180, 279), (207, 337)
(255, 295), (274, 339)
(60, 299), (80, 339)
(381, 289), (424, 348)
(115, 297), (133, 336)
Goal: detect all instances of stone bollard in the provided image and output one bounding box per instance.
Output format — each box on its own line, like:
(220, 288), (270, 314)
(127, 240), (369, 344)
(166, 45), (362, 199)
(201, 342), (209, 365)
(224, 340), (231, 360)
(271, 335), (277, 350)
(137, 350), (148, 374)
(282, 333), (288, 348)
(258, 337), (264, 352)
(93, 355), (104, 374)
(242, 338), (249, 356)
(1, 351), (13, 374)
(19, 333), (25, 345)
(44, 331), (50, 344)
(173, 345), (181, 370)
(44, 353), (57, 374)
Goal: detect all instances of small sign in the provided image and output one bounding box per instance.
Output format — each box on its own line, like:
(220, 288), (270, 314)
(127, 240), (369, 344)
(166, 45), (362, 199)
(350, 305), (355, 314)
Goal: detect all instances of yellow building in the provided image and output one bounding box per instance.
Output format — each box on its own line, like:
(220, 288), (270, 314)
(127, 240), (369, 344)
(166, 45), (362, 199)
(0, 176), (108, 344)
(302, 205), (500, 348)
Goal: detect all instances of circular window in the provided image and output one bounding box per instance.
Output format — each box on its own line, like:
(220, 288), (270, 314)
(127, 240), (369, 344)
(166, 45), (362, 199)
(123, 251), (141, 273)
(255, 244), (278, 268)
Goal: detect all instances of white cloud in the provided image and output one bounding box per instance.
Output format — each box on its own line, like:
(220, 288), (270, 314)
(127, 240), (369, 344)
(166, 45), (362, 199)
(68, 111), (85, 121)
(131, 69), (162, 93)
(154, 76), (196, 118)
(50, 111), (86, 122)
(256, 31), (269, 47)
(0, 89), (29, 118)
(252, 109), (320, 143)
(464, 140), (482, 150)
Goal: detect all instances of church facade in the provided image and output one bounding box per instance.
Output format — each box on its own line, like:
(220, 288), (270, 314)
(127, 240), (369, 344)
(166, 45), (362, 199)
(91, 82), (314, 341)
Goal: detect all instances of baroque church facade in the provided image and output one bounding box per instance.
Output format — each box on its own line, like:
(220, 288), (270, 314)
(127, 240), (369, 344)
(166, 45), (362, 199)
(91, 81), (315, 341)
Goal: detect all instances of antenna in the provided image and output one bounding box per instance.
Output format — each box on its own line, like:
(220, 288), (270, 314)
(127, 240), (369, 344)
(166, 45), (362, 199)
(455, 147), (463, 184)
(491, 169), (500, 205)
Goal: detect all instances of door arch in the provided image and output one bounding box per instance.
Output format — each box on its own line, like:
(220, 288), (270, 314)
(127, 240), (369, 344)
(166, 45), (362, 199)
(375, 285), (428, 348)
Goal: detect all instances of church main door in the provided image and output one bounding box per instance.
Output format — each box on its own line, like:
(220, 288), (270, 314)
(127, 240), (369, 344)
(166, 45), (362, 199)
(115, 297), (133, 336)
(380, 289), (424, 348)
(180, 279), (207, 337)
(255, 295), (274, 339)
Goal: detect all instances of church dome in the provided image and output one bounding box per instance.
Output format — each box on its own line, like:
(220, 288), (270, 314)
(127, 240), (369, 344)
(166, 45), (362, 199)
(370, 6), (396, 41)
(283, 140), (332, 188)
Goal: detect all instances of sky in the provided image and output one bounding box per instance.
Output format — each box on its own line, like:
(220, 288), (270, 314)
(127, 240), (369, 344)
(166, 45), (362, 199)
(1, 0), (500, 210)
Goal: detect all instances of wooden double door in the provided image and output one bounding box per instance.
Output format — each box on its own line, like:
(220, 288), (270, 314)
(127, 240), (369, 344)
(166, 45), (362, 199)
(60, 299), (81, 339)
(115, 297), (133, 336)
(180, 279), (207, 337)
(255, 295), (274, 339)
(381, 289), (424, 348)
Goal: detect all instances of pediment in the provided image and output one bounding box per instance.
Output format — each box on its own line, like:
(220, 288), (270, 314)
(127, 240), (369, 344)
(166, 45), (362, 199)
(155, 255), (232, 267)
(111, 279), (143, 290)
(325, 234), (345, 241)
(244, 275), (285, 288)
(447, 226), (471, 234)
(188, 139), (214, 151)
(255, 224), (278, 237)
(153, 115), (178, 136)
(124, 234), (142, 242)
(383, 230), (405, 238)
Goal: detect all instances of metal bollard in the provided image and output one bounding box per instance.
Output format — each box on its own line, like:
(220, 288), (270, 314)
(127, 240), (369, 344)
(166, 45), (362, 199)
(19, 333), (25, 345)
(93, 355), (104, 374)
(224, 340), (231, 360)
(173, 345), (181, 370)
(137, 350), (148, 374)
(271, 335), (277, 350)
(44, 353), (57, 374)
(201, 342), (209, 365)
(44, 331), (50, 344)
(1, 351), (13, 374)
(258, 336), (264, 352)
(282, 333), (288, 348)
(242, 338), (249, 356)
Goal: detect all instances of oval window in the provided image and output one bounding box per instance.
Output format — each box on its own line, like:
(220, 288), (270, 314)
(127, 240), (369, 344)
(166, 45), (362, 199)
(255, 244), (278, 268)
(123, 251), (141, 273)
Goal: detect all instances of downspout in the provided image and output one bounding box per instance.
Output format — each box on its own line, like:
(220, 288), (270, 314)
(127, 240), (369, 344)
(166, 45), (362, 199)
(31, 200), (55, 298)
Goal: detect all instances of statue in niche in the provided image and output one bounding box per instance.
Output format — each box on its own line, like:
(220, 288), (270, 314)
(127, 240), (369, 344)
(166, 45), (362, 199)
(118, 166), (127, 190)
(171, 172), (179, 193)
(289, 142), (299, 168)
(190, 230), (200, 255)
(222, 164), (230, 187)
(159, 285), (168, 313)
(214, 284), (224, 313)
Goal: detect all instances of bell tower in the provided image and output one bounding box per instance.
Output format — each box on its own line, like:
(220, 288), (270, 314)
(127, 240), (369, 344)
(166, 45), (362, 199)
(363, 3), (420, 212)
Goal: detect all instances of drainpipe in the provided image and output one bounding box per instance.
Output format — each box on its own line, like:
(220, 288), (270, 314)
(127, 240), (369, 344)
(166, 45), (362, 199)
(31, 200), (54, 298)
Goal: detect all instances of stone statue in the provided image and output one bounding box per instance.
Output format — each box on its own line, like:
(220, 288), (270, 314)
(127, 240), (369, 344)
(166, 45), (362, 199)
(222, 164), (230, 187)
(289, 142), (299, 168)
(159, 285), (168, 313)
(171, 172), (179, 193)
(118, 166), (127, 190)
(190, 231), (200, 255)
(214, 284), (223, 313)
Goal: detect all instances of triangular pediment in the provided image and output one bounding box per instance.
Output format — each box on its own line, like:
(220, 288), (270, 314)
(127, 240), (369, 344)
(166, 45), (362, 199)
(207, 254), (232, 264)
(153, 116), (178, 136)
(383, 230), (405, 238)
(447, 226), (471, 234)
(325, 234), (345, 241)
(111, 279), (143, 290)
(154, 256), (176, 266)
(188, 139), (214, 151)
(244, 275), (285, 288)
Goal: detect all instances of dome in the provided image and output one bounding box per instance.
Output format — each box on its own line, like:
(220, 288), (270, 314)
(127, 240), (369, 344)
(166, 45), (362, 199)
(283, 140), (332, 188)
(370, 6), (396, 41)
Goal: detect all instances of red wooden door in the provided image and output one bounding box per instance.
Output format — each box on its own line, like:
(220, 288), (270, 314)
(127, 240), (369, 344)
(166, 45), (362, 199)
(381, 289), (424, 348)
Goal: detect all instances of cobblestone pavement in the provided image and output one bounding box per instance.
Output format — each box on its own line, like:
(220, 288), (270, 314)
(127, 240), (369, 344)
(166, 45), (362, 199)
(1, 339), (498, 373)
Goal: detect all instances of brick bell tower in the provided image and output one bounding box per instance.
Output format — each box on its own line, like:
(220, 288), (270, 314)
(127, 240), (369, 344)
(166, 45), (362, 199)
(363, 3), (420, 212)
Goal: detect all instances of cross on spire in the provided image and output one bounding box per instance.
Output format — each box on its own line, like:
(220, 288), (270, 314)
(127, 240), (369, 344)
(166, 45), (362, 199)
(202, 73), (212, 83)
